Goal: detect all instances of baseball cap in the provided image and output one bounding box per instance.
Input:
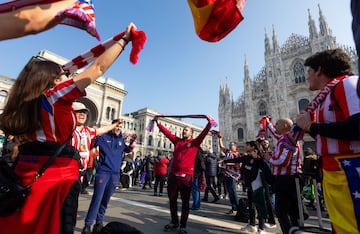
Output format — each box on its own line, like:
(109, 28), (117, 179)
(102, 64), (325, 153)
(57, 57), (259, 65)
(72, 102), (89, 113)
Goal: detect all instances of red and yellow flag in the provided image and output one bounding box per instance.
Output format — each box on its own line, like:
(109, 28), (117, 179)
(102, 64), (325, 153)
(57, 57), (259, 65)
(187, 0), (246, 42)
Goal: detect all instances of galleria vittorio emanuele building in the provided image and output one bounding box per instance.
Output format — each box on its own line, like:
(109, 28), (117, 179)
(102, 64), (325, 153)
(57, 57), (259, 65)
(218, 5), (358, 152)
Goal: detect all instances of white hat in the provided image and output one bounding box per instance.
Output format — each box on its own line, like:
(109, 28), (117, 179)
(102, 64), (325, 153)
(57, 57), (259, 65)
(72, 102), (89, 112)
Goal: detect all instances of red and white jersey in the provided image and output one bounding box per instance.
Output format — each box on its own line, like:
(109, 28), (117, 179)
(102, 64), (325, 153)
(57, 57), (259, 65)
(316, 75), (360, 156)
(18, 78), (84, 144)
(270, 134), (302, 176)
(72, 126), (97, 170)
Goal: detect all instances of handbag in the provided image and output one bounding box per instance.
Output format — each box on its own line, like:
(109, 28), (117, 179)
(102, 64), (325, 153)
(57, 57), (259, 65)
(0, 136), (72, 216)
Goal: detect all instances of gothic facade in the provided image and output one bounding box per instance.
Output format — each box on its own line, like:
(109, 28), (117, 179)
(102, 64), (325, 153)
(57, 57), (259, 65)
(218, 6), (357, 151)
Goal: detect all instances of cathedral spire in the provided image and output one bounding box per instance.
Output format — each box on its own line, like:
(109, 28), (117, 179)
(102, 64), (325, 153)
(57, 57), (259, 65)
(272, 25), (280, 53)
(264, 28), (271, 55)
(308, 8), (318, 40)
(318, 4), (331, 36)
(244, 55), (250, 81)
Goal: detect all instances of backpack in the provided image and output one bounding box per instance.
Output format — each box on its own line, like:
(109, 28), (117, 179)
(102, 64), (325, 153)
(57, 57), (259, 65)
(235, 197), (250, 223)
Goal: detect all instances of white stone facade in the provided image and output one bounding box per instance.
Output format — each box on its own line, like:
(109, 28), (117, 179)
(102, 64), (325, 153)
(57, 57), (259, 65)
(218, 6), (358, 152)
(0, 51), (214, 158)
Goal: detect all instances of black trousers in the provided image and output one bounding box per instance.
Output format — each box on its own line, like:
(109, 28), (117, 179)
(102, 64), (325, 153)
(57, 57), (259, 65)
(273, 175), (299, 234)
(60, 180), (81, 234)
(203, 176), (219, 200)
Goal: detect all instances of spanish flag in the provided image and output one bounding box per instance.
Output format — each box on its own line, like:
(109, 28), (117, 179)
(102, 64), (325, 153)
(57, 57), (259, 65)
(187, 0), (246, 42)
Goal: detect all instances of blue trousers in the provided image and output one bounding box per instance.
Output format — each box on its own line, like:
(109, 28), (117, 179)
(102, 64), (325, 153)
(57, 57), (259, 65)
(224, 176), (238, 210)
(84, 172), (119, 226)
(191, 178), (201, 209)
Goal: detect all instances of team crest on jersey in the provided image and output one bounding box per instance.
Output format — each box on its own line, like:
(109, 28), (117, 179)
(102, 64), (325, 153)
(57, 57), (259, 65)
(187, 143), (191, 147)
(118, 141), (122, 146)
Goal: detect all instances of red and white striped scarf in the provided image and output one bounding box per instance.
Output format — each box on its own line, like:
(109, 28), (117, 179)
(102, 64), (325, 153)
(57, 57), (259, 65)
(62, 27), (146, 74)
(291, 75), (347, 141)
(146, 114), (218, 132)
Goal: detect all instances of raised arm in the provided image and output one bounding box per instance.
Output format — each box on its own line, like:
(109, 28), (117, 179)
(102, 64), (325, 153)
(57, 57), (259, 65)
(155, 119), (177, 144)
(95, 119), (124, 136)
(0, 0), (76, 41)
(73, 22), (136, 91)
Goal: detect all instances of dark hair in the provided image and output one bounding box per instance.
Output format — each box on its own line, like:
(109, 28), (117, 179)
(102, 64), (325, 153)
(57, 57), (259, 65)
(246, 140), (262, 153)
(112, 119), (120, 124)
(0, 57), (62, 135)
(304, 48), (352, 78)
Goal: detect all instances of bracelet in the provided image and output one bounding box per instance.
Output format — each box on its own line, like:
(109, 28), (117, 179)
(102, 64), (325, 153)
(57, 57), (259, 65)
(121, 37), (129, 44)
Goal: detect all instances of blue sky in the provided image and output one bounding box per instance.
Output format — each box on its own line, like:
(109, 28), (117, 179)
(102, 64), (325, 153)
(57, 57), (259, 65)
(0, 0), (354, 127)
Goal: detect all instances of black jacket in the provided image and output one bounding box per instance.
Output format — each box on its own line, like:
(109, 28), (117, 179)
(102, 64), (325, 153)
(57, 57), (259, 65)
(204, 152), (218, 177)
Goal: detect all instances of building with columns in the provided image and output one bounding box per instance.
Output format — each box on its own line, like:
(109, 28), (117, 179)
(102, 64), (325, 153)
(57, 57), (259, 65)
(218, 5), (357, 152)
(122, 108), (215, 158)
(0, 51), (215, 158)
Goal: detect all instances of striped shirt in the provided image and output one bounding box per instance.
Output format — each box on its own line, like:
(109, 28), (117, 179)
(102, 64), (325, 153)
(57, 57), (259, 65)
(224, 149), (241, 177)
(268, 123), (302, 175)
(315, 75), (360, 156)
(18, 78), (84, 144)
(72, 126), (97, 170)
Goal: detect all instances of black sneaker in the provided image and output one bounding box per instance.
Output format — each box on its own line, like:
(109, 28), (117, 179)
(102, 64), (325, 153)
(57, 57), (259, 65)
(92, 222), (103, 234)
(81, 225), (91, 234)
(179, 227), (188, 234)
(226, 209), (234, 214)
(164, 222), (179, 232)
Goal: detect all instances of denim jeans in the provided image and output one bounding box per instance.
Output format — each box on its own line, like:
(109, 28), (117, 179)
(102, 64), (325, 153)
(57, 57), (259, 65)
(224, 176), (238, 210)
(191, 178), (200, 209)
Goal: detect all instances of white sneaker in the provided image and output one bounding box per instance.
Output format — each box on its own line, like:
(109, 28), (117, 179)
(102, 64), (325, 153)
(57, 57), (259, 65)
(264, 223), (276, 229)
(257, 228), (265, 234)
(240, 224), (257, 234)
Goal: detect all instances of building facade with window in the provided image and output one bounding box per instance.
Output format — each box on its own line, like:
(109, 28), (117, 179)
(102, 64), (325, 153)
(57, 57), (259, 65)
(122, 108), (214, 158)
(0, 51), (214, 158)
(218, 6), (357, 151)
(0, 50), (128, 129)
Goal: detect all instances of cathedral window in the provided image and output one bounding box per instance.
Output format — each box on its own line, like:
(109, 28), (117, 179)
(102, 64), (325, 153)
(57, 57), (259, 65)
(298, 98), (309, 112)
(259, 102), (267, 116)
(294, 62), (306, 84)
(148, 135), (153, 146)
(139, 135), (143, 145)
(237, 128), (244, 140)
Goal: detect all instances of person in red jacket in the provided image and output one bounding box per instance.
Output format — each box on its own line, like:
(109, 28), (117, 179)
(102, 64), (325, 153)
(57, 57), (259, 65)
(153, 116), (213, 234)
(153, 150), (170, 196)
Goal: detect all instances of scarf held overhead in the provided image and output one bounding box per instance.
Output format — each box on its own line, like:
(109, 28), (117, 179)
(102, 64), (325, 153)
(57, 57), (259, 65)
(62, 27), (146, 74)
(146, 114), (217, 132)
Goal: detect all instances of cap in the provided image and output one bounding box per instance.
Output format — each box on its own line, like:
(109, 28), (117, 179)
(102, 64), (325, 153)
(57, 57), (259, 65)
(72, 102), (89, 112)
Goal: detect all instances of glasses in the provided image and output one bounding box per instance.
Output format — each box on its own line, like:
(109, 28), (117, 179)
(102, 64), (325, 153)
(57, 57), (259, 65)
(59, 71), (70, 78)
